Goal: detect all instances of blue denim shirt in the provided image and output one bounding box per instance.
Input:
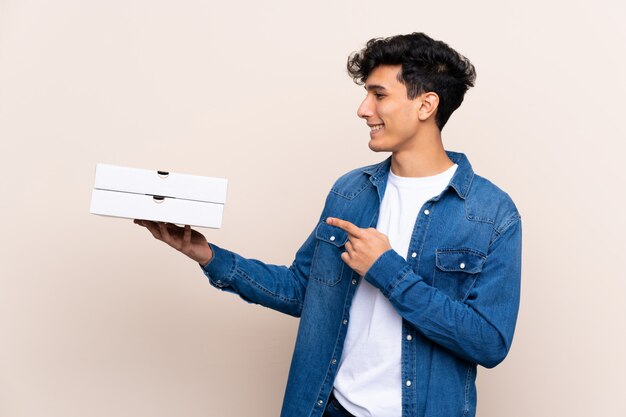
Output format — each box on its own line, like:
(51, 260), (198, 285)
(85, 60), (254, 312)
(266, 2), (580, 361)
(202, 151), (522, 417)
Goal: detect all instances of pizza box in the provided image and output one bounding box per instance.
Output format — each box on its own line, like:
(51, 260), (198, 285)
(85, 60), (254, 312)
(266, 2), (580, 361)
(90, 164), (227, 228)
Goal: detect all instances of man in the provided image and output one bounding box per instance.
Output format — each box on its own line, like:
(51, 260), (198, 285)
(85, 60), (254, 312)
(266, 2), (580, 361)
(136, 32), (522, 417)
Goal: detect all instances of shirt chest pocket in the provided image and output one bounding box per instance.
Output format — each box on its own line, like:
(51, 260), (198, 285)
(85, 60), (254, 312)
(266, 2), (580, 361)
(433, 248), (487, 301)
(310, 222), (349, 286)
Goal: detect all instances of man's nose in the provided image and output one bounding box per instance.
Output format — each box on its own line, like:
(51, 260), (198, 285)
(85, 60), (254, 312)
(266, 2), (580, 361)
(357, 96), (373, 119)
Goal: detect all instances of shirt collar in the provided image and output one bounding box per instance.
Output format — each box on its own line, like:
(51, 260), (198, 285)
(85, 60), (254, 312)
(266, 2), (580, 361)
(363, 150), (475, 200)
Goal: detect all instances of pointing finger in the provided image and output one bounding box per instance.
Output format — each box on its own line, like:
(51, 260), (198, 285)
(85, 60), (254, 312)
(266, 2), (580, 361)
(326, 217), (363, 238)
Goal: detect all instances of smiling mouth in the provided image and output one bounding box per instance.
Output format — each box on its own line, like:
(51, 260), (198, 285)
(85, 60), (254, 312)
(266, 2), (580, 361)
(369, 124), (384, 132)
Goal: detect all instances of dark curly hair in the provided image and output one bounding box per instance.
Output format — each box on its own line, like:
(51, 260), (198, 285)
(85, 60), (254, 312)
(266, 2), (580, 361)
(347, 33), (476, 130)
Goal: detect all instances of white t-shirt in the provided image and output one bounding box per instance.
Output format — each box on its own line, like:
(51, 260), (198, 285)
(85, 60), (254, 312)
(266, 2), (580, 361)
(333, 164), (458, 417)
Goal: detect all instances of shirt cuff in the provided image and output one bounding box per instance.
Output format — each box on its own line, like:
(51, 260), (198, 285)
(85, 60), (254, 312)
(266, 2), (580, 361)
(364, 249), (412, 297)
(200, 243), (237, 290)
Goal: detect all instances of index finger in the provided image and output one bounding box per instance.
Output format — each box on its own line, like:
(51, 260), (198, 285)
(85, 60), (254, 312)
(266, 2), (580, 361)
(326, 217), (364, 238)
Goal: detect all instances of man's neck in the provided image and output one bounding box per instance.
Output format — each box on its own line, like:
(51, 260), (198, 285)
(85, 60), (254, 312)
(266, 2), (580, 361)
(390, 133), (454, 178)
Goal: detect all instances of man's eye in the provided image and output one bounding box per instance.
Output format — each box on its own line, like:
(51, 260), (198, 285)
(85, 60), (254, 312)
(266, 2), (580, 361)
(374, 94), (385, 99)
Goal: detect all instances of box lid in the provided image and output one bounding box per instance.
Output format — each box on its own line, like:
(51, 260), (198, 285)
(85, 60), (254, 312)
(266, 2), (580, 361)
(93, 164), (227, 204)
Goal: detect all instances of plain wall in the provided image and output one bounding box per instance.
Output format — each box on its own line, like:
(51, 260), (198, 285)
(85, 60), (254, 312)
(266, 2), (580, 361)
(1, 0), (625, 416)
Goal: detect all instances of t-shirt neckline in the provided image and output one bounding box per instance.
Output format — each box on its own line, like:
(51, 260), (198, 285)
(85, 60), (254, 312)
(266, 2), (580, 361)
(388, 164), (458, 187)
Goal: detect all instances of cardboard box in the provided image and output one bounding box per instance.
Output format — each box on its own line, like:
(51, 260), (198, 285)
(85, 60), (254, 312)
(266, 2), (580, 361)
(90, 164), (227, 228)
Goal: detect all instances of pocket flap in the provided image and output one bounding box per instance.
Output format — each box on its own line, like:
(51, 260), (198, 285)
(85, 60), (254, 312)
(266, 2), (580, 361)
(315, 221), (349, 247)
(436, 248), (486, 274)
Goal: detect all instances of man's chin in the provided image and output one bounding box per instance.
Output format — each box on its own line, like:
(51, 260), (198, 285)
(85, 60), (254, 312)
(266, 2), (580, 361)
(368, 140), (388, 153)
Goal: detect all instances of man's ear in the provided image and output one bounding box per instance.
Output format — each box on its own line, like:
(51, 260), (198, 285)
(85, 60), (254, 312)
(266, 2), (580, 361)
(417, 92), (439, 121)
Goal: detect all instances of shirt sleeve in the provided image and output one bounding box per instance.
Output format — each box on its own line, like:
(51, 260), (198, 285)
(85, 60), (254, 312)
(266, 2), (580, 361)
(364, 216), (522, 368)
(199, 225), (318, 318)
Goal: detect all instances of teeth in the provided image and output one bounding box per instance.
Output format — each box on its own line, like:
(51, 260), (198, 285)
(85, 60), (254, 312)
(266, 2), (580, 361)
(371, 124), (384, 131)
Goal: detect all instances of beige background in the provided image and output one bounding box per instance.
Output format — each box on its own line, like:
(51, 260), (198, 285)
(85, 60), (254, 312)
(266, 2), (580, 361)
(1, 0), (625, 416)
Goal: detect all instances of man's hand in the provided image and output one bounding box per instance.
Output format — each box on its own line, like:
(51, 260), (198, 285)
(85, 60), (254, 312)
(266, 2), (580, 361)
(134, 220), (213, 266)
(326, 217), (392, 277)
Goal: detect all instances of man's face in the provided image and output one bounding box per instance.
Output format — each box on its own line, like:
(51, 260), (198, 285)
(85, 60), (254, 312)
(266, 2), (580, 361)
(357, 65), (423, 153)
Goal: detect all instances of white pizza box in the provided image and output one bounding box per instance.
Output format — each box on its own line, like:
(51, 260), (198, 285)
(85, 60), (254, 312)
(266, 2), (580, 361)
(90, 164), (227, 228)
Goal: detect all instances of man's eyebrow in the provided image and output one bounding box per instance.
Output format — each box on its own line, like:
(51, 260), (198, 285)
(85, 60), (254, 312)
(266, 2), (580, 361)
(364, 84), (387, 91)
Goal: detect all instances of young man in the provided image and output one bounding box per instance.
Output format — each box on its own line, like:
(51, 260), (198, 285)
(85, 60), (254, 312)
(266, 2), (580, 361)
(136, 33), (522, 417)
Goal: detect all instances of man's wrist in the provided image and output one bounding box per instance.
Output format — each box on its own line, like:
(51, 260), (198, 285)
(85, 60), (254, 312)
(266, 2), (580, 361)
(364, 249), (411, 297)
(196, 244), (214, 267)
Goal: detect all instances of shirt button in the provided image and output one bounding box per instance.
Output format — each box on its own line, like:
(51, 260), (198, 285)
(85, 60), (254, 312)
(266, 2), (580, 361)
(406, 380), (412, 387)
(411, 252), (417, 258)
(342, 319), (348, 325)
(460, 263), (466, 269)
(406, 335), (413, 341)
(330, 236), (336, 242)
(351, 279), (357, 285)
(216, 280), (223, 287)
(424, 209), (430, 215)
(318, 400), (323, 406)
(331, 359), (337, 365)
